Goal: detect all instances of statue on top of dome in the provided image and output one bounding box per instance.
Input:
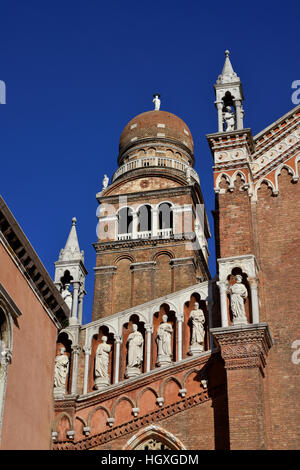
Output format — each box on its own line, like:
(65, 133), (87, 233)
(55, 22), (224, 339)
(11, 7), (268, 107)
(153, 93), (161, 111)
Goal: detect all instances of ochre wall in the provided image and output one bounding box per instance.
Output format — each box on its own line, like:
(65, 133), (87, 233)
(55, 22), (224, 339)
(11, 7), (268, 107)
(0, 243), (58, 450)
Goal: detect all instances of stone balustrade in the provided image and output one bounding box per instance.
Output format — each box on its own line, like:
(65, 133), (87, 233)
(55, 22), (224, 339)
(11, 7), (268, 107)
(112, 157), (200, 183)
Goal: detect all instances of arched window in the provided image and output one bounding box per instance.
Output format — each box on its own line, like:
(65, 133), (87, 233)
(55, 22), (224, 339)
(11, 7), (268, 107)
(137, 205), (152, 235)
(158, 203), (173, 237)
(118, 207), (133, 239)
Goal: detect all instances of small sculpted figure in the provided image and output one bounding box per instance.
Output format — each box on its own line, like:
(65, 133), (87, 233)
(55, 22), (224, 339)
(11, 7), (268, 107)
(54, 347), (69, 392)
(229, 274), (248, 325)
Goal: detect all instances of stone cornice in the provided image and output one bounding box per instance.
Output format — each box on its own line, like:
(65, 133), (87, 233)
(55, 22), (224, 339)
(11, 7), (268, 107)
(206, 128), (255, 156)
(98, 185), (196, 205)
(0, 195), (69, 327)
(211, 323), (273, 374)
(93, 233), (196, 252)
(254, 104), (300, 146)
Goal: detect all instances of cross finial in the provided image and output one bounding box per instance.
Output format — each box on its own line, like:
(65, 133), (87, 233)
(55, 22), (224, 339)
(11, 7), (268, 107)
(153, 93), (161, 111)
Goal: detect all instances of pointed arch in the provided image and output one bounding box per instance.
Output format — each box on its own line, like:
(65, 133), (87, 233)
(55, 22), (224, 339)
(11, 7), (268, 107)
(254, 177), (277, 200)
(231, 170), (247, 186)
(275, 163), (296, 189)
(123, 424), (186, 450)
(215, 172), (233, 192)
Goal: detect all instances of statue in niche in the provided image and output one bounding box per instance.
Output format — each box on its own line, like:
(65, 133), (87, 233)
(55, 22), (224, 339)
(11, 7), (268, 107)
(156, 314), (173, 366)
(61, 283), (73, 310)
(102, 174), (109, 190)
(95, 336), (111, 390)
(125, 324), (144, 378)
(189, 302), (205, 355)
(223, 106), (235, 132)
(54, 347), (69, 394)
(229, 274), (248, 325)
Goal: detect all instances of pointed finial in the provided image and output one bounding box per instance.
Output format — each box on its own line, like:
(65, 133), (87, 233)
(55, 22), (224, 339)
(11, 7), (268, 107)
(216, 50), (239, 85)
(72, 217), (77, 226)
(153, 93), (161, 111)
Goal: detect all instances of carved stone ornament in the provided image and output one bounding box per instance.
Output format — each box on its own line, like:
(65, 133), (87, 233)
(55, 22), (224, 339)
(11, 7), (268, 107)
(211, 323), (273, 373)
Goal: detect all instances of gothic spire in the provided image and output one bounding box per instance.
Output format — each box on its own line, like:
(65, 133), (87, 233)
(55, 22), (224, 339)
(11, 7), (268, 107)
(216, 50), (240, 85)
(59, 217), (84, 262)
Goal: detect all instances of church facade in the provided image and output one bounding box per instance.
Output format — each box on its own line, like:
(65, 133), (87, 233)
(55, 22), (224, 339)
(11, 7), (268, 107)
(1, 51), (299, 450)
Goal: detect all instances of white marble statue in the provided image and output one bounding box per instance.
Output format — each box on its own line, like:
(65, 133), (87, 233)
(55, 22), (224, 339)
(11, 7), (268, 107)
(54, 347), (69, 393)
(229, 274), (248, 325)
(94, 336), (111, 390)
(156, 314), (173, 366)
(189, 302), (205, 354)
(223, 106), (235, 132)
(61, 283), (73, 310)
(102, 174), (109, 190)
(125, 324), (144, 378)
(153, 93), (161, 111)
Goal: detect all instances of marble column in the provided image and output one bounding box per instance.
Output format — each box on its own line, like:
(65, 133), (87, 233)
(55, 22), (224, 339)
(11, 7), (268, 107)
(70, 281), (80, 325)
(176, 314), (184, 361)
(152, 208), (158, 238)
(114, 335), (122, 384)
(83, 346), (91, 395)
(248, 278), (260, 324)
(77, 290), (85, 325)
(145, 324), (153, 373)
(217, 280), (228, 327)
(235, 99), (244, 130)
(216, 101), (223, 132)
(132, 212), (138, 239)
(71, 344), (81, 395)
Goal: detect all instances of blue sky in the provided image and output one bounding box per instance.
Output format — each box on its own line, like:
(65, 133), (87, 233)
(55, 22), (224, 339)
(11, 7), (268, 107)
(0, 1), (299, 323)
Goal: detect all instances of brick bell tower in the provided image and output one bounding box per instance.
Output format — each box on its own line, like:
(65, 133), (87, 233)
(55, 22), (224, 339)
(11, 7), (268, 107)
(92, 95), (211, 320)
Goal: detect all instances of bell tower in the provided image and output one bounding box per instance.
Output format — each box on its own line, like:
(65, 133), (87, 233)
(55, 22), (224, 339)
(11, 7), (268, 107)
(214, 50), (245, 132)
(92, 97), (211, 320)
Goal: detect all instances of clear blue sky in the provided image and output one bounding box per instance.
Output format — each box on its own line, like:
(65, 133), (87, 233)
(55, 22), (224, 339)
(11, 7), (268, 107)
(0, 1), (299, 323)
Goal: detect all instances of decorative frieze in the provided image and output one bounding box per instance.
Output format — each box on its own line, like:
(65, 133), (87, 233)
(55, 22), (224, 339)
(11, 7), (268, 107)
(211, 323), (273, 373)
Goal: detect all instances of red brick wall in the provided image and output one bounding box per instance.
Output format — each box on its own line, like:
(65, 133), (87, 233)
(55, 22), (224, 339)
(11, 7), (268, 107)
(255, 168), (300, 449)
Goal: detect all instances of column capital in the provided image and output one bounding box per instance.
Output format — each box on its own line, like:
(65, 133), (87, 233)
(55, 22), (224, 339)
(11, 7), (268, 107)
(83, 346), (91, 355)
(71, 344), (81, 355)
(248, 277), (259, 288)
(114, 335), (122, 344)
(175, 313), (184, 322)
(71, 281), (81, 289)
(145, 324), (154, 333)
(1, 349), (12, 366)
(211, 323), (273, 374)
(216, 280), (228, 290)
